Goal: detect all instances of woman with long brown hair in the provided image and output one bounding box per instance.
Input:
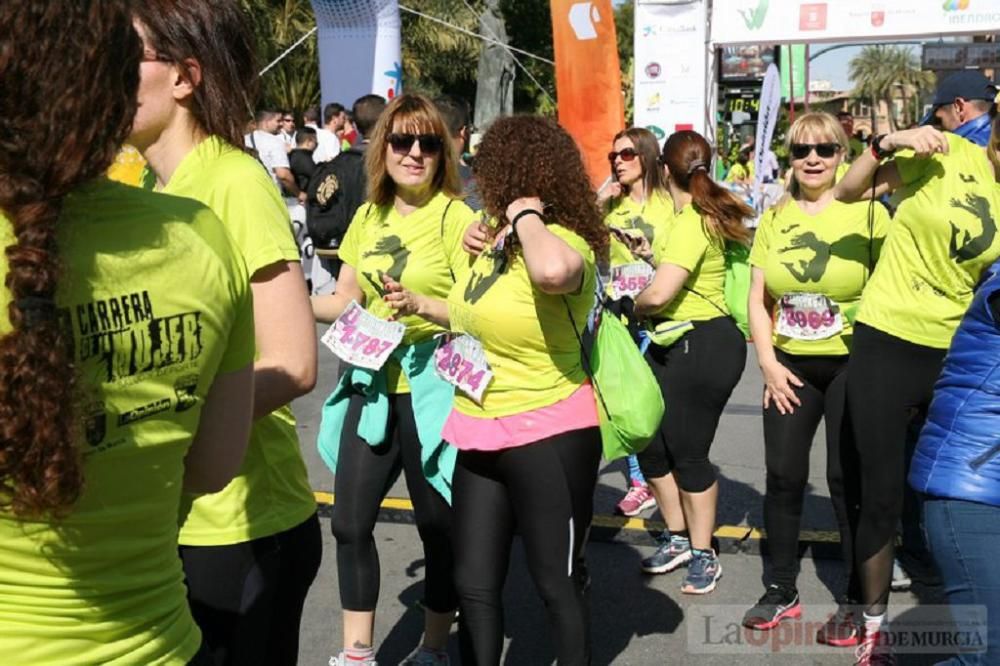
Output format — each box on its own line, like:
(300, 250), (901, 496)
(633, 130), (750, 594)
(388, 115), (608, 664)
(312, 93), (476, 666)
(0, 2), (255, 663)
(130, 1), (321, 663)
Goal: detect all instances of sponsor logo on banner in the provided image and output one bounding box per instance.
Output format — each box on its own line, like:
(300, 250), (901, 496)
(942, 0), (970, 10)
(646, 92), (662, 111)
(568, 2), (600, 41)
(799, 3), (828, 30)
(675, 123), (694, 132)
(738, 0), (769, 31)
(645, 62), (662, 79)
(647, 125), (666, 140)
(871, 9), (885, 27)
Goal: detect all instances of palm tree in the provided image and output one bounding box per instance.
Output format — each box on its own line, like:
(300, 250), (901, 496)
(402, 0), (482, 100)
(849, 45), (935, 131)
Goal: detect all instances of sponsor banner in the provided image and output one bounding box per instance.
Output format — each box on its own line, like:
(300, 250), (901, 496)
(752, 63), (781, 211)
(551, 0), (625, 187)
(310, 0), (402, 108)
(634, 0), (708, 141)
(779, 44), (806, 101)
(712, 0), (1000, 45)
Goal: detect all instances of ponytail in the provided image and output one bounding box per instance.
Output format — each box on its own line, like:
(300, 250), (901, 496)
(0, 0), (141, 516)
(687, 169), (753, 246)
(662, 130), (753, 247)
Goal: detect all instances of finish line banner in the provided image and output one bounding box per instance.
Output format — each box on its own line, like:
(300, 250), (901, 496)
(310, 0), (402, 108)
(712, 0), (1000, 45)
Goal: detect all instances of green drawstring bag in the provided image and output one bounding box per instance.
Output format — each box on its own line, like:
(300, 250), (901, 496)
(723, 241), (752, 338)
(684, 240), (752, 339)
(564, 298), (664, 461)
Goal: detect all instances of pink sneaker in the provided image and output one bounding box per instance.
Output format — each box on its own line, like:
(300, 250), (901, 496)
(616, 484), (656, 516)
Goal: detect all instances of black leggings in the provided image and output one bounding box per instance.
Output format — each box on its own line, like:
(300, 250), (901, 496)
(638, 316), (746, 491)
(179, 512), (322, 666)
(452, 427), (602, 666)
(331, 393), (457, 613)
(845, 323), (945, 611)
(763, 350), (859, 597)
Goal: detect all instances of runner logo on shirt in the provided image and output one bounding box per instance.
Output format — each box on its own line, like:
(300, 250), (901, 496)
(464, 251), (506, 304)
(362, 234), (410, 296)
(948, 193), (997, 263)
(777, 226), (871, 283)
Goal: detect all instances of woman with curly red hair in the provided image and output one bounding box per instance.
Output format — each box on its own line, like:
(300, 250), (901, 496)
(633, 130), (751, 595)
(387, 115), (608, 664)
(0, 2), (254, 663)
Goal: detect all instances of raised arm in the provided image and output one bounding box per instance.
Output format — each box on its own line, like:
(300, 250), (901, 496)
(508, 197), (585, 295)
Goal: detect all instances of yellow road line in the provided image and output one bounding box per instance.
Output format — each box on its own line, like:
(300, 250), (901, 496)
(312, 492), (839, 543)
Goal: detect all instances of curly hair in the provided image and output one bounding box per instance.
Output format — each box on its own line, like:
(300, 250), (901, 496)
(473, 115), (609, 262)
(133, 0), (258, 151)
(0, 0), (141, 516)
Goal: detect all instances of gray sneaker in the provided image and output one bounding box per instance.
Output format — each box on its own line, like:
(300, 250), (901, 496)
(641, 533), (692, 574)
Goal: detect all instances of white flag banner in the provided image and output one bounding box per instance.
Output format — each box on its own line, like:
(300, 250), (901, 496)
(633, 0), (708, 142)
(753, 64), (781, 213)
(310, 0), (402, 107)
(712, 0), (1000, 45)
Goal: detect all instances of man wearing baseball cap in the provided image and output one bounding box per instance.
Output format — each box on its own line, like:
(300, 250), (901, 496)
(922, 70), (998, 147)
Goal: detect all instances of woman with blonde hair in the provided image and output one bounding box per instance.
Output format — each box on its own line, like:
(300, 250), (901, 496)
(633, 130), (751, 594)
(312, 93), (476, 666)
(741, 112), (889, 640)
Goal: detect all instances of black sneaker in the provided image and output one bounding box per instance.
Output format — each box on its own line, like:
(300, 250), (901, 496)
(742, 584), (801, 630)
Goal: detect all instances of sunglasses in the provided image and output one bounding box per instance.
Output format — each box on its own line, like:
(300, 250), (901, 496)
(608, 147), (639, 163)
(790, 143), (841, 160)
(387, 133), (444, 155)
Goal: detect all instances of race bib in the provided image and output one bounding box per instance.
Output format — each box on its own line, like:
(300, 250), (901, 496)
(611, 262), (655, 300)
(434, 334), (493, 403)
(775, 293), (844, 341)
(321, 300), (405, 370)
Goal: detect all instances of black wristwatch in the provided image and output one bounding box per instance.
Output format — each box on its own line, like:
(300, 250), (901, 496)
(870, 134), (895, 161)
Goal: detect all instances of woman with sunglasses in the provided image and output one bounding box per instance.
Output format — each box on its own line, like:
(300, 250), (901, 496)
(130, 2), (322, 663)
(0, 2), (255, 663)
(599, 127), (672, 517)
(632, 130), (751, 594)
(740, 113), (889, 638)
(831, 121), (1000, 664)
(312, 93), (476, 666)
(383, 114), (607, 665)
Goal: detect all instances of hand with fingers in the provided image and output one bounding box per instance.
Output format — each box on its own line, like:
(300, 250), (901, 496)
(761, 360), (804, 415)
(462, 220), (491, 256)
(881, 127), (950, 159)
(382, 275), (423, 320)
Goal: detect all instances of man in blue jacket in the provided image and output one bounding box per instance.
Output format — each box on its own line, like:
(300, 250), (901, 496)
(922, 70), (997, 147)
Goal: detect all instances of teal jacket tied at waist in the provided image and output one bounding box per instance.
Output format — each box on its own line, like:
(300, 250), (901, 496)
(318, 339), (457, 503)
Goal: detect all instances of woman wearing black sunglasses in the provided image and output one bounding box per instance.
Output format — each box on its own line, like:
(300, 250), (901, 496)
(831, 116), (1000, 665)
(312, 93), (476, 666)
(741, 112), (889, 641)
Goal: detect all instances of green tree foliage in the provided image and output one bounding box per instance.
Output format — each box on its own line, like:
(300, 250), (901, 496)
(401, 0), (481, 101)
(243, 0), (321, 118)
(849, 45), (935, 131)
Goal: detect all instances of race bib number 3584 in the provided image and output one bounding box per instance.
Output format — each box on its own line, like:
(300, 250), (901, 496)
(434, 334), (493, 403)
(321, 300), (405, 370)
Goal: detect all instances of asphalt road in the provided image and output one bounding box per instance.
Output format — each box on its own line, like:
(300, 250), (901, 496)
(291, 326), (952, 665)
